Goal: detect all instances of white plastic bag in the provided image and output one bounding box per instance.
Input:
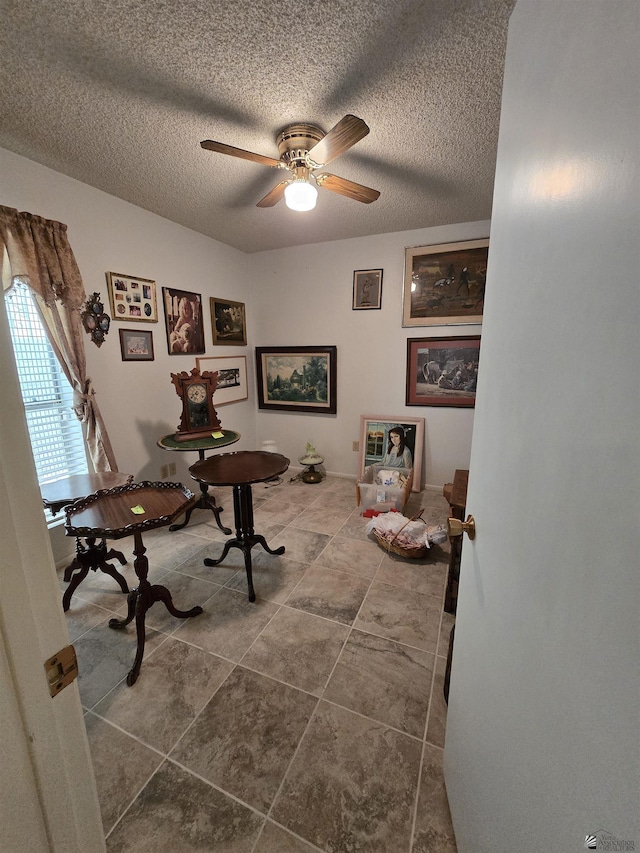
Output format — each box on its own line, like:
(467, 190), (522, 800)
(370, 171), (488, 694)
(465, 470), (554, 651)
(366, 511), (448, 548)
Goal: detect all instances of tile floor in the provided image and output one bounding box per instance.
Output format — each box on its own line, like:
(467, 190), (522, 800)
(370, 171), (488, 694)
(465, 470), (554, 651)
(63, 474), (457, 852)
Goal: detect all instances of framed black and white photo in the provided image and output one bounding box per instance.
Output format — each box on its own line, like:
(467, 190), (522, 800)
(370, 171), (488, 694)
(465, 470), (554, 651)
(195, 355), (248, 405)
(352, 269), (383, 310)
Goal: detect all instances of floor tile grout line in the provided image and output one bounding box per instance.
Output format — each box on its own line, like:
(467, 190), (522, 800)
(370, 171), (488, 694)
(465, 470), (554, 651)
(103, 759), (164, 840)
(74, 476), (454, 849)
(263, 693), (323, 826)
(163, 753), (271, 822)
(82, 628), (174, 712)
(317, 696), (426, 744)
(409, 732), (431, 853)
(249, 817), (328, 853)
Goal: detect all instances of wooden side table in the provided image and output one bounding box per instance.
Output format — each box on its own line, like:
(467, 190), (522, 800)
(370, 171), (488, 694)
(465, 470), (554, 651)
(444, 468), (469, 615)
(157, 430), (240, 533)
(189, 451), (290, 602)
(443, 469), (468, 704)
(65, 481), (204, 686)
(41, 471), (133, 612)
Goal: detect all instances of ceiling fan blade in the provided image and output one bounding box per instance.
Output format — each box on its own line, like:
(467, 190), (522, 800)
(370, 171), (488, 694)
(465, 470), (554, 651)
(307, 115), (370, 167)
(314, 173), (380, 204)
(200, 140), (282, 168)
(256, 180), (290, 207)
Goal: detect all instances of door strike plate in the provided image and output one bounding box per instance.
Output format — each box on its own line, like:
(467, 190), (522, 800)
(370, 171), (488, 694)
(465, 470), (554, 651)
(44, 644), (78, 697)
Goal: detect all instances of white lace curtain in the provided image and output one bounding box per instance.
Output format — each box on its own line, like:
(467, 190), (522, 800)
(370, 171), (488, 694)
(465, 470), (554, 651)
(0, 205), (117, 472)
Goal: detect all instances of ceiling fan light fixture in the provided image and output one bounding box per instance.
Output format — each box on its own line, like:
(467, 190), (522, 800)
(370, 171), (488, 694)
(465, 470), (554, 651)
(284, 179), (318, 211)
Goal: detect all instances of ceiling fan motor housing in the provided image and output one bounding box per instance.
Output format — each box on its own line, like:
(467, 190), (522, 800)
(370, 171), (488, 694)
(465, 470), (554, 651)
(277, 123), (324, 168)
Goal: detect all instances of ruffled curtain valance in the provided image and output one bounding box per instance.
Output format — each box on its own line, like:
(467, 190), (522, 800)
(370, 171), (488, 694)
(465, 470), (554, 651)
(0, 205), (117, 472)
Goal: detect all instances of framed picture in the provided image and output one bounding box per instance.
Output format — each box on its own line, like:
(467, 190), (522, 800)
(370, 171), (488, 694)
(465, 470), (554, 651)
(406, 335), (481, 407)
(210, 297), (247, 346)
(119, 328), (154, 361)
(162, 287), (205, 355)
(106, 272), (158, 323)
(359, 416), (424, 492)
(403, 238), (489, 326)
(352, 269), (383, 310)
(255, 346), (337, 414)
(195, 355), (248, 406)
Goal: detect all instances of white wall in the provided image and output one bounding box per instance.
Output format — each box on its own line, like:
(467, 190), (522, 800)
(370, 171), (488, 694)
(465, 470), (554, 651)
(250, 223), (487, 488)
(1, 148), (257, 478)
(2, 145), (483, 569)
(1, 148), (257, 559)
(3, 146), (482, 497)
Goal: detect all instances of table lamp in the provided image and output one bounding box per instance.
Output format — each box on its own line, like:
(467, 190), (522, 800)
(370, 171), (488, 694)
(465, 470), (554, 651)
(299, 442), (324, 483)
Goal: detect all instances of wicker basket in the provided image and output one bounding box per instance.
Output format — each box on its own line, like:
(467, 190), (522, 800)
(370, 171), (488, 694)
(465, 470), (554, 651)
(372, 510), (428, 559)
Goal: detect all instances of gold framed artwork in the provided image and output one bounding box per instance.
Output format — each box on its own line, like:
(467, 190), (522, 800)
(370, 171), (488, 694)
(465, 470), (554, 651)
(210, 297), (247, 346)
(402, 238), (489, 326)
(106, 272), (158, 322)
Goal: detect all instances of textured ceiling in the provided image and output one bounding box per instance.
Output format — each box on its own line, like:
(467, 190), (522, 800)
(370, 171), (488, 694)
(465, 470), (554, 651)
(0, 0), (515, 253)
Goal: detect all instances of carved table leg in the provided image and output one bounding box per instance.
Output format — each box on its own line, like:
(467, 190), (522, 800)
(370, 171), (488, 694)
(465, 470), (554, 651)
(169, 480), (231, 534)
(62, 537), (129, 612)
(62, 564), (91, 612)
(109, 531), (202, 686)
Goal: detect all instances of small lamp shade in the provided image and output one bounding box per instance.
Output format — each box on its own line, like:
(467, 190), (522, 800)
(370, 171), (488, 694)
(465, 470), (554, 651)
(284, 180), (318, 211)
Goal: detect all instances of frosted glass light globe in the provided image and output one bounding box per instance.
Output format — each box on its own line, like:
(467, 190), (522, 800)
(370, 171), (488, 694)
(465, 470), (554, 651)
(284, 180), (318, 211)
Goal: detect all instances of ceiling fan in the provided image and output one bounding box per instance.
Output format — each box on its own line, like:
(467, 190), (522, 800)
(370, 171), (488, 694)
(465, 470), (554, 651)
(200, 114), (380, 211)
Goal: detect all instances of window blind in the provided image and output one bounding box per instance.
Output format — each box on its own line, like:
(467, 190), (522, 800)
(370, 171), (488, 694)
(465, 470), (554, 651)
(5, 282), (88, 486)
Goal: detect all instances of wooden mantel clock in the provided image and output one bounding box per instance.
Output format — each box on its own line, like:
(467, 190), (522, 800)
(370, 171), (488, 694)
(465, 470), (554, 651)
(170, 368), (222, 441)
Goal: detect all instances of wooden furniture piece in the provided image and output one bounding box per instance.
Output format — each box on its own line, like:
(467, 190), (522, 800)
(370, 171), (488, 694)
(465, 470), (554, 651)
(444, 468), (469, 615)
(189, 451), (290, 602)
(157, 429), (240, 532)
(170, 367), (222, 441)
(41, 471), (133, 612)
(65, 481), (203, 686)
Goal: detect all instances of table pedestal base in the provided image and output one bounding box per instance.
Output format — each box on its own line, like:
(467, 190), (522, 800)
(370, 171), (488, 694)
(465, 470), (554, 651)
(203, 484), (285, 602)
(108, 531), (203, 685)
(63, 538), (128, 612)
(169, 480), (231, 534)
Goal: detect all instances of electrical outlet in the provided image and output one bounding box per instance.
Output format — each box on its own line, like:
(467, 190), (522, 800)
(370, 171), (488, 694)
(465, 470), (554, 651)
(168, 462), (176, 476)
(352, 441), (359, 452)
(160, 464), (168, 479)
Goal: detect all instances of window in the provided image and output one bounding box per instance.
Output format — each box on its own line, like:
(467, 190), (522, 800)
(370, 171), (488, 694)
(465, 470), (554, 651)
(5, 282), (88, 492)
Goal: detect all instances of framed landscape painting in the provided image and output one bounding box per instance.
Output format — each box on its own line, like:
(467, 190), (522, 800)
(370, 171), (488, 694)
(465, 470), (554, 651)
(196, 355), (248, 406)
(255, 346), (337, 414)
(358, 415), (424, 492)
(406, 335), (481, 407)
(403, 238), (489, 326)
